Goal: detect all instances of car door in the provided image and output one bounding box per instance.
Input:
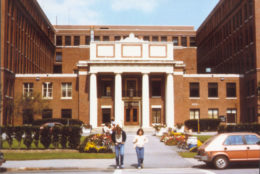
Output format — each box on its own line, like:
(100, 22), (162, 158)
(223, 135), (247, 161)
(244, 135), (260, 160)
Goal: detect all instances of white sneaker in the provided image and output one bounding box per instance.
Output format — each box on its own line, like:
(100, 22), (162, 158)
(116, 166), (120, 169)
(138, 166), (141, 169)
(120, 165), (124, 169)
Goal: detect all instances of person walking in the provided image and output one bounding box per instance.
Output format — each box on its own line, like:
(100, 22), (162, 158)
(112, 125), (127, 169)
(133, 128), (148, 169)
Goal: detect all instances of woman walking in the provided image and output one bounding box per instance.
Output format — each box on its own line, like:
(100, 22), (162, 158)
(133, 128), (148, 169)
(112, 125), (127, 169)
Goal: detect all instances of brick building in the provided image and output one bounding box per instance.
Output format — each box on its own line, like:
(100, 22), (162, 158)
(1, 0), (247, 127)
(197, 0), (260, 123)
(0, 0), (55, 125)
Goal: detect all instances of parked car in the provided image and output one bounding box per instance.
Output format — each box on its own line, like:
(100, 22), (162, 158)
(0, 152), (5, 166)
(195, 132), (260, 169)
(40, 122), (64, 132)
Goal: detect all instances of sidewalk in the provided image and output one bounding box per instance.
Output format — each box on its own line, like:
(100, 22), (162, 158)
(2, 133), (202, 171)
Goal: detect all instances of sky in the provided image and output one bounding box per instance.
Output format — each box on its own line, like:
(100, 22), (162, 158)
(37, 0), (219, 29)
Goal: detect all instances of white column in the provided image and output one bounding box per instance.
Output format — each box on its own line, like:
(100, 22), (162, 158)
(165, 73), (174, 128)
(142, 73), (150, 128)
(114, 73), (123, 126)
(89, 73), (98, 128)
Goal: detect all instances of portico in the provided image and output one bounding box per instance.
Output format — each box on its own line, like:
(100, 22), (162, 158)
(77, 33), (184, 128)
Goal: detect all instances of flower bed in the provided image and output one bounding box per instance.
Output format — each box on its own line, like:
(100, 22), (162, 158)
(79, 134), (113, 153)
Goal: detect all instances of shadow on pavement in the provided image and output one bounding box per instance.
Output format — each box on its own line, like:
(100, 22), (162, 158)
(0, 167), (7, 173)
(192, 161), (260, 170)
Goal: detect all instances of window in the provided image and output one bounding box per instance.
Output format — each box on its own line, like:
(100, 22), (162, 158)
(61, 109), (72, 119)
(143, 36), (150, 41)
(172, 37), (179, 46)
(151, 80), (161, 97)
(94, 36), (100, 41)
(208, 109), (219, 119)
(152, 36), (158, 42)
(42, 109), (52, 119)
(42, 82), (53, 99)
(61, 83), (72, 99)
(190, 109), (200, 119)
(56, 36), (62, 46)
(54, 65), (62, 73)
(74, 36), (80, 46)
(245, 135), (260, 145)
(248, 0), (253, 17)
(161, 36), (167, 42)
(190, 82), (199, 97)
(251, 79), (255, 95)
(23, 83), (33, 97)
(115, 36), (121, 41)
(56, 52), (62, 62)
(152, 108), (161, 123)
(181, 37), (187, 46)
(224, 135), (244, 145)
(208, 83), (218, 98)
(103, 36), (109, 41)
(227, 109), (236, 124)
(23, 109), (33, 124)
(226, 83), (236, 97)
(85, 36), (90, 45)
(190, 37), (196, 47)
(102, 81), (112, 97)
(65, 36), (71, 46)
(102, 109), (111, 123)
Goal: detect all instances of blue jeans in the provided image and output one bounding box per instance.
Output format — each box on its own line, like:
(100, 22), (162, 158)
(115, 144), (124, 166)
(135, 147), (144, 167)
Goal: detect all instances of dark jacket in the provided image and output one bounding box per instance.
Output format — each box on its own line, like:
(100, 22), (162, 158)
(112, 130), (127, 144)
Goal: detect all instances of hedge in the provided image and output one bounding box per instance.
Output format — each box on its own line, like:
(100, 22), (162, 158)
(184, 119), (221, 131)
(218, 123), (260, 134)
(32, 118), (83, 126)
(0, 125), (82, 150)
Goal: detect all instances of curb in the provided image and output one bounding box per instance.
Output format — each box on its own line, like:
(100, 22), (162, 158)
(5, 167), (115, 172)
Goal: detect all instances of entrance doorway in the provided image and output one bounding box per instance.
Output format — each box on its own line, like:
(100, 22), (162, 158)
(102, 108), (111, 123)
(124, 102), (139, 125)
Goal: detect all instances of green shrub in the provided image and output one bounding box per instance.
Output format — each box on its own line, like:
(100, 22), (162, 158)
(218, 123), (260, 134)
(40, 127), (52, 149)
(14, 126), (24, 148)
(60, 126), (69, 149)
(184, 119), (221, 132)
(23, 126), (33, 149)
(68, 126), (81, 149)
(52, 126), (61, 149)
(32, 126), (40, 148)
(5, 126), (14, 149)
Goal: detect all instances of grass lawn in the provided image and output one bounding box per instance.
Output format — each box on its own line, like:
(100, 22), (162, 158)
(195, 135), (213, 143)
(4, 152), (115, 161)
(178, 151), (197, 158)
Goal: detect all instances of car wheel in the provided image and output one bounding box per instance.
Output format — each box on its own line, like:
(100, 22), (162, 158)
(213, 156), (229, 169)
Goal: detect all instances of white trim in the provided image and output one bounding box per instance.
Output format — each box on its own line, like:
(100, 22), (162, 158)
(226, 97), (237, 100)
(173, 71), (184, 75)
(16, 74), (77, 78)
(183, 74), (243, 78)
(189, 97), (200, 100)
(208, 97), (219, 100)
(79, 71), (88, 75)
(101, 105), (112, 109)
(151, 105), (162, 109)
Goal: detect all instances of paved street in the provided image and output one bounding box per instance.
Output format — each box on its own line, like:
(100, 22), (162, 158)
(1, 132), (260, 173)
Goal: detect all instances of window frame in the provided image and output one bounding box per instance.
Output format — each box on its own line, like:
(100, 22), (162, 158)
(151, 80), (162, 97)
(42, 82), (53, 99)
(208, 109), (219, 119)
(23, 83), (34, 97)
(61, 109), (72, 119)
(226, 83), (236, 98)
(189, 82), (200, 98)
(61, 82), (72, 99)
(208, 83), (218, 98)
(190, 109), (200, 120)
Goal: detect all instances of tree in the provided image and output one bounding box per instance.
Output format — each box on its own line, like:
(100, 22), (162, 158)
(13, 92), (49, 124)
